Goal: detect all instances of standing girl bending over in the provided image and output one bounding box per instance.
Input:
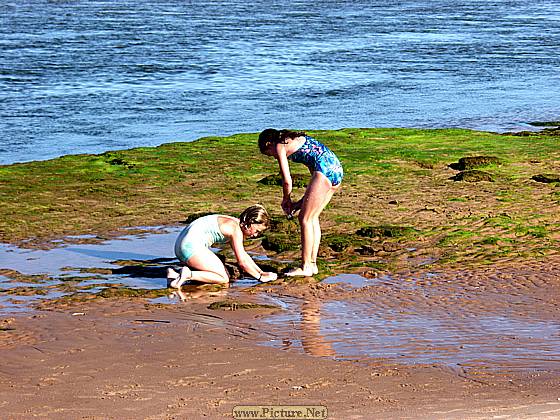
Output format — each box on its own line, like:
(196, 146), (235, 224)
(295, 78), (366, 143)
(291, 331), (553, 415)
(258, 129), (343, 277)
(167, 204), (278, 287)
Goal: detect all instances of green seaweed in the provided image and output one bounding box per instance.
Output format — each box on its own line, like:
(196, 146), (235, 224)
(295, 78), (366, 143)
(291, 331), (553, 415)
(96, 287), (169, 299)
(207, 300), (278, 310)
(0, 127), (559, 273)
(450, 170), (494, 182)
(356, 225), (417, 238)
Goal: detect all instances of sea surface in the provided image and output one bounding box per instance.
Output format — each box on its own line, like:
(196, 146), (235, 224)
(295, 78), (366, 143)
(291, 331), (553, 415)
(1, 0), (559, 165)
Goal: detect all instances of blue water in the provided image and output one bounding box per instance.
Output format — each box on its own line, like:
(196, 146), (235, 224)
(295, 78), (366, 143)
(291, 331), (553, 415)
(1, 0), (559, 165)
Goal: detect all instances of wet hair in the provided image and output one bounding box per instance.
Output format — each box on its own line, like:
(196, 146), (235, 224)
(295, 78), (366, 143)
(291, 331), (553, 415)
(239, 204), (270, 228)
(258, 128), (306, 154)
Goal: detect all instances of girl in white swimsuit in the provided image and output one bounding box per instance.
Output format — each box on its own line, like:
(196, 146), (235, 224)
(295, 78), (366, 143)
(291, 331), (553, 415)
(167, 204), (277, 287)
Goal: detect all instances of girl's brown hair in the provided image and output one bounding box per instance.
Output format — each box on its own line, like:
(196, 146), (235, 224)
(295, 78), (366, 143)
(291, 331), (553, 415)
(239, 204), (270, 228)
(258, 128), (306, 154)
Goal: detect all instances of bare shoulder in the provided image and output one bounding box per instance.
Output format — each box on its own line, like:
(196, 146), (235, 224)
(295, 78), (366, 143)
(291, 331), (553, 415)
(217, 216), (240, 237)
(285, 135), (306, 154)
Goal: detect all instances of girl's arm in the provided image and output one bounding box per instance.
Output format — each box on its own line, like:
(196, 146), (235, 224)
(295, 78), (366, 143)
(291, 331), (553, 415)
(224, 221), (276, 281)
(275, 143), (293, 214)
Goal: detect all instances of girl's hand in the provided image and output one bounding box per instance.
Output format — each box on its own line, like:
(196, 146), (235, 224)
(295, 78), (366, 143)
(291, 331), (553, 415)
(259, 272), (278, 283)
(291, 198), (303, 214)
(281, 197), (292, 215)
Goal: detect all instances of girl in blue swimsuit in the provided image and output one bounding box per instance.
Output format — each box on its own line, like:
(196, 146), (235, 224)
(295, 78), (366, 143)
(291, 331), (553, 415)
(258, 129), (343, 277)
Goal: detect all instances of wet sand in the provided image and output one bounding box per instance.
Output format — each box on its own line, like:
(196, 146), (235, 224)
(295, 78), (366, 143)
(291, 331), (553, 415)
(2, 258), (560, 419)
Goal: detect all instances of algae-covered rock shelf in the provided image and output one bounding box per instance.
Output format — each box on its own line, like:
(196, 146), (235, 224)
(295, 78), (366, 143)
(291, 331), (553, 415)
(1, 128), (558, 271)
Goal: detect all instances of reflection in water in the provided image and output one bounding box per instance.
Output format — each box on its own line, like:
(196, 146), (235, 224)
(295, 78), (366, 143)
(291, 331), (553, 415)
(300, 300), (336, 357)
(260, 272), (560, 371)
(167, 283), (229, 303)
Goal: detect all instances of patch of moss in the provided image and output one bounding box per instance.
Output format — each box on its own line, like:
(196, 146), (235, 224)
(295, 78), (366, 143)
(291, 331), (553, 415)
(261, 232), (300, 252)
(449, 156), (502, 170)
(437, 230), (477, 247)
(323, 233), (365, 252)
(258, 173), (308, 188)
(96, 287), (168, 299)
(0, 269), (51, 284)
(101, 152), (137, 169)
(207, 300), (278, 310)
(269, 216), (300, 234)
(356, 225), (417, 238)
(450, 170), (494, 182)
(1, 287), (48, 296)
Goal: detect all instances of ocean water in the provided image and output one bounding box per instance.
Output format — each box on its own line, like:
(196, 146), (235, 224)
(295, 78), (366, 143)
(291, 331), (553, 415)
(1, 0), (559, 165)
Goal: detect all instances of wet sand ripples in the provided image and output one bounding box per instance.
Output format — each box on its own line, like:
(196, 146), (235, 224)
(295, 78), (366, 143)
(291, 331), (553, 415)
(260, 262), (560, 372)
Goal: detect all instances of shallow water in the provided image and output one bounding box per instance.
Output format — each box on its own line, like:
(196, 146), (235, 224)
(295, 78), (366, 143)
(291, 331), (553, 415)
(260, 273), (560, 372)
(0, 227), (272, 313)
(1, 0), (560, 164)
(1, 231), (559, 372)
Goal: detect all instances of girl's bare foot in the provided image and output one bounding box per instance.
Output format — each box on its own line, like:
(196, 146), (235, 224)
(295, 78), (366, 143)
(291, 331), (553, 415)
(168, 266), (192, 288)
(285, 266), (314, 277)
(167, 268), (180, 288)
(311, 261), (319, 275)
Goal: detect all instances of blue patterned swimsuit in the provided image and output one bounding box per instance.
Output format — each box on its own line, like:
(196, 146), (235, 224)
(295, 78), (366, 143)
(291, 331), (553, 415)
(288, 136), (343, 186)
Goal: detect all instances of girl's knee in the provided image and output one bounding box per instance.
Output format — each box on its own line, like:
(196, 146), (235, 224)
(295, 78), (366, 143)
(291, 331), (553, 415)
(298, 212), (318, 226)
(298, 212), (310, 225)
(216, 272), (230, 284)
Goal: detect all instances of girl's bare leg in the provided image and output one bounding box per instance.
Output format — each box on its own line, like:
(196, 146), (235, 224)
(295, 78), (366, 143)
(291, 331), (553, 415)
(168, 248), (229, 287)
(287, 172), (337, 277)
(185, 249), (230, 285)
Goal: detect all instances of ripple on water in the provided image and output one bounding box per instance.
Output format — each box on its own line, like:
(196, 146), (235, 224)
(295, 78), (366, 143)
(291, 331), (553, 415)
(259, 279), (560, 372)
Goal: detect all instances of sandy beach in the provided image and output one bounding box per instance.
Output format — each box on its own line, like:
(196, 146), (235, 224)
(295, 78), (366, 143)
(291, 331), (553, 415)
(2, 257), (560, 419)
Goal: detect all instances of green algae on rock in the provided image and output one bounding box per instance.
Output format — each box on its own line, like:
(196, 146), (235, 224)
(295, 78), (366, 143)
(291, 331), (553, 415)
(451, 170), (494, 182)
(1, 127), (559, 272)
(356, 225), (418, 238)
(449, 156), (502, 171)
(258, 173), (308, 188)
(207, 300), (278, 310)
(96, 287), (169, 299)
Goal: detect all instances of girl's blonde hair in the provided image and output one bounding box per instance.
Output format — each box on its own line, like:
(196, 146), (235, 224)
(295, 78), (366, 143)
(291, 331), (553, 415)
(239, 204), (270, 228)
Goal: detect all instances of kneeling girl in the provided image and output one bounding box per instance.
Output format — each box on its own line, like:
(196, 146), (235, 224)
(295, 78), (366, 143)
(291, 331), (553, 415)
(167, 204), (277, 287)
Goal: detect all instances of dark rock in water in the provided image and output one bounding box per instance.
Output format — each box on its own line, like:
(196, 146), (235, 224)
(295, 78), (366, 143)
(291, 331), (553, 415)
(541, 127), (560, 136)
(528, 121), (560, 127)
(224, 262), (241, 279)
(508, 126), (560, 137)
(258, 173), (308, 188)
(357, 225), (416, 238)
(449, 156), (502, 171)
(532, 174), (560, 184)
(451, 170), (494, 182)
